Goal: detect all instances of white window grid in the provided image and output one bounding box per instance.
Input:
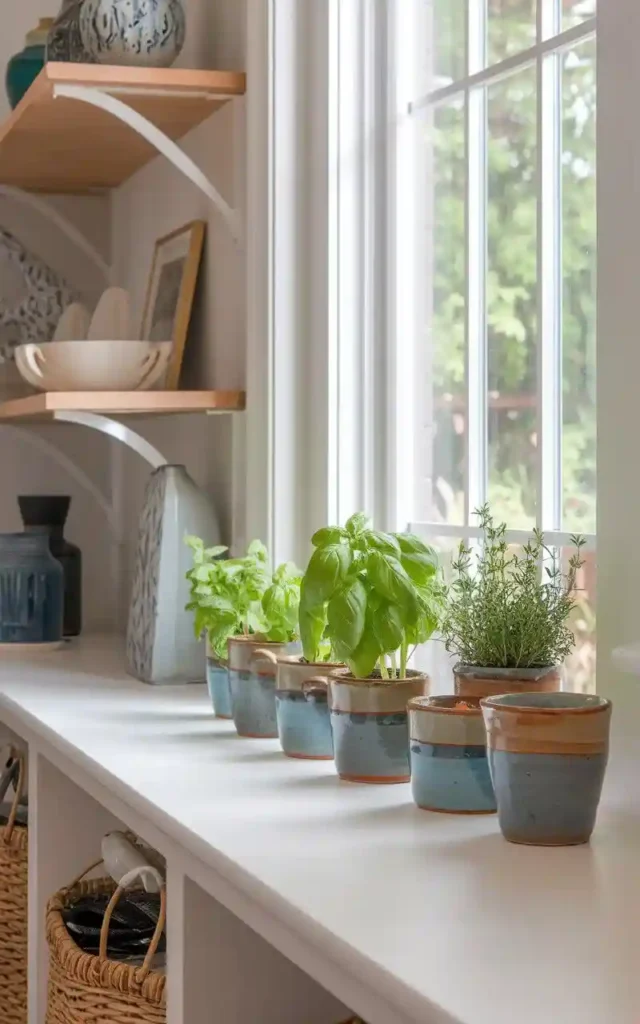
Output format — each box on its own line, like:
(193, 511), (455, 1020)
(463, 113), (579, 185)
(388, 1), (596, 554)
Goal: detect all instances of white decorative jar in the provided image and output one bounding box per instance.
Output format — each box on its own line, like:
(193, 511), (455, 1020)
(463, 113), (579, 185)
(80, 0), (186, 68)
(126, 465), (221, 684)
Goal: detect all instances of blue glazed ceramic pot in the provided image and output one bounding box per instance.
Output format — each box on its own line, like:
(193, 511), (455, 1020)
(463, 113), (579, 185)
(330, 671), (428, 784)
(482, 692), (612, 846)
(228, 638), (300, 739)
(80, 0), (186, 68)
(205, 641), (232, 719)
(5, 19), (52, 110)
(0, 533), (64, 644)
(276, 659), (340, 760)
(408, 696), (496, 813)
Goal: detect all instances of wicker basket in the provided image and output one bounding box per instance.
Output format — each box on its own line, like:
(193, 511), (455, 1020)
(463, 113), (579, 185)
(0, 752), (28, 1024)
(45, 862), (166, 1024)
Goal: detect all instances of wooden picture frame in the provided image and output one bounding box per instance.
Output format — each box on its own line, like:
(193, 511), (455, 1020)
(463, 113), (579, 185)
(140, 220), (206, 389)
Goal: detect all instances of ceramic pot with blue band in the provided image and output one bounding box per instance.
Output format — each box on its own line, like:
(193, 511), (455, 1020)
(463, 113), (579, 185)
(228, 637), (300, 739)
(205, 639), (232, 720)
(0, 533), (64, 644)
(482, 692), (612, 846)
(276, 659), (340, 760)
(408, 696), (496, 814)
(329, 670), (428, 784)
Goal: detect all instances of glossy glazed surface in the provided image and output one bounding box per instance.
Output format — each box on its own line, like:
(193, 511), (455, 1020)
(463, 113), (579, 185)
(409, 696), (495, 813)
(0, 533), (64, 643)
(276, 692), (334, 759)
(206, 657), (232, 720)
(482, 692), (612, 845)
(411, 741), (496, 813)
(228, 638), (300, 738)
(454, 664), (561, 699)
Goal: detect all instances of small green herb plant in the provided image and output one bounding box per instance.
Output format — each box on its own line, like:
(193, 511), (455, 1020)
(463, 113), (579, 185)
(440, 505), (585, 669)
(185, 537), (270, 659)
(186, 538), (302, 654)
(299, 513), (445, 679)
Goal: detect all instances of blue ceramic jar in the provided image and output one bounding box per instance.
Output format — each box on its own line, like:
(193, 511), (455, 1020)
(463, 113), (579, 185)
(482, 692), (612, 846)
(276, 659), (337, 760)
(0, 533), (64, 644)
(227, 638), (300, 739)
(5, 19), (53, 110)
(408, 696), (496, 813)
(205, 641), (232, 720)
(329, 671), (428, 783)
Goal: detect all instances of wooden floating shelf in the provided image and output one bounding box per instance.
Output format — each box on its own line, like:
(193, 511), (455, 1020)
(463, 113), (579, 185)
(0, 390), (246, 421)
(0, 63), (246, 194)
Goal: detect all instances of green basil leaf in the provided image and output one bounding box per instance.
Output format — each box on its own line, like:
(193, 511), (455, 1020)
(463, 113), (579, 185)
(394, 533), (437, 556)
(327, 578), (367, 659)
(311, 526), (348, 547)
(348, 605), (382, 678)
(303, 543), (352, 605)
(299, 594), (326, 662)
(371, 601), (404, 654)
(367, 531), (401, 556)
(204, 545), (228, 558)
(345, 512), (372, 537)
(400, 551), (438, 585)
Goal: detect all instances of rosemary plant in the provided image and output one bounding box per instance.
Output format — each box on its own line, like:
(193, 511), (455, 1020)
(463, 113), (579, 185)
(440, 505), (585, 669)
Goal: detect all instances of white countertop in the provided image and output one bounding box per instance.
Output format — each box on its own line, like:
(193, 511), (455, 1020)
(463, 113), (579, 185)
(0, 637), (638, 1024)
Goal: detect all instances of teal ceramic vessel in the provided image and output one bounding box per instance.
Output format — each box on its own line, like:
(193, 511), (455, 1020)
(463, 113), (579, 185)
(409, 696), (496, 813)
(228, 638), (300, 739)
(329, 671), (428, 783)
(482, 692), (612, 846)
(0, 533), (64, 644)
(276, 659), (339, 760)
(5, 19), (53, 110)
(205, 644), (232, 720)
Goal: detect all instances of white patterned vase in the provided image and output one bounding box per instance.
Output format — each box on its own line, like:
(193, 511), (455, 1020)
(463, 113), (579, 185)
(126, 465), (221, 685)
(80, 0), (186, 68)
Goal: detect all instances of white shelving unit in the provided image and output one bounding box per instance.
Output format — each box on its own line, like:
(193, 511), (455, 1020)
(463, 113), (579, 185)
(1, 638), (639, 1024)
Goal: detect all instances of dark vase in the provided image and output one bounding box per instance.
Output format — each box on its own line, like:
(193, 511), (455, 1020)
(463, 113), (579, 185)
(5, 19), (53, 110)
(0, 533), (64, 644)
(18, 496), (82, 637)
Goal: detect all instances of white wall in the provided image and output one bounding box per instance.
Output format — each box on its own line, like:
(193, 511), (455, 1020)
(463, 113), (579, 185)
(0, 0), (246, 632)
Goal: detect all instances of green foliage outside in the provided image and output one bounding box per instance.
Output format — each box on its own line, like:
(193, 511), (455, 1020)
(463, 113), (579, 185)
(430, 6), (596, 535)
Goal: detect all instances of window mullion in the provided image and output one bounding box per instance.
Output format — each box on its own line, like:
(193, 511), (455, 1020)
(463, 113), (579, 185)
(538, 0), (563, 533)
(465, 0), (488, 525)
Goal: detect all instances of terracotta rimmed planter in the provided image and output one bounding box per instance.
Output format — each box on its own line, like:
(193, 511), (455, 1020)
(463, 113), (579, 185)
(227, 637), (300, 739)
(454, 663), (562, 700)
(329, 669), (428, 784)
(276, 658), (342, 760)
(481, 692), (612, 846)
(408, 696), (496, 814)
(205, 638), (232, 720)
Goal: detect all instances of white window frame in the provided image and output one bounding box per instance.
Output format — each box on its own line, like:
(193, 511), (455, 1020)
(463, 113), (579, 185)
(387, 0), (597, 555)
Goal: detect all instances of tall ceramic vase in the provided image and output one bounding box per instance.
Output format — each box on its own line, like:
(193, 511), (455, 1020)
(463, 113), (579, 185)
(126, 465), (221, 685)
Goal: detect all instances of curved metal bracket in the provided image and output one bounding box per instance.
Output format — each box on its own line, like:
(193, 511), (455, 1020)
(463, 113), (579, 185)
(53, 83), (242, 243)
(53, 410), (168, 469)
(0, 185), (112, 280)
(2, 425), (121, 537)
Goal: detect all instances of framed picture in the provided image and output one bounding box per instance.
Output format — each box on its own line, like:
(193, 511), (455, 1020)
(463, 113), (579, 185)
(140, 220), (206, 389)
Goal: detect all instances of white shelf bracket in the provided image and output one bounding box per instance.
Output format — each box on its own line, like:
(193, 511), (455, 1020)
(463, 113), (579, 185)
(52, 83), (242, 243)
(0, 185), (112, 280)
(53, 410), (168, 469)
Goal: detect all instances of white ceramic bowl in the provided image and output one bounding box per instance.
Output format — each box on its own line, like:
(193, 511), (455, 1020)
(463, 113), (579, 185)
(15, 340), (172, 392)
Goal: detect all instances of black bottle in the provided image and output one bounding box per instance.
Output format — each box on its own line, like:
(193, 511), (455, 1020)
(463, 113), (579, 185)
(18, 495), (82, 637)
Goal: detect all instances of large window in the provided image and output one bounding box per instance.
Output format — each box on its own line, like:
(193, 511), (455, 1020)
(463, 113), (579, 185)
(392, 0), (596, 689)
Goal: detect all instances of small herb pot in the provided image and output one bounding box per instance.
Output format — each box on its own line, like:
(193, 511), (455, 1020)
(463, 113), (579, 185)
(205, 639), (232, 720)
(329, 670), (428, 784)
(228, 637), (300, 739)
(408, 696), (496, 814)
(454, 663), (562, 700)
(276, 659), (340, 760)
(481, 692), (612, 846)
